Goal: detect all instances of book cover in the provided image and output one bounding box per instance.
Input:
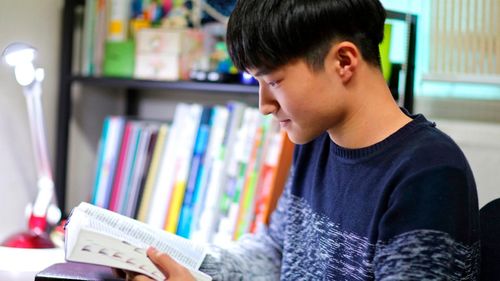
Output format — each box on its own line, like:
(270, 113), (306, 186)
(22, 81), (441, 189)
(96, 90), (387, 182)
(65, 202), (211, 281)
(103, 40), (135, 78)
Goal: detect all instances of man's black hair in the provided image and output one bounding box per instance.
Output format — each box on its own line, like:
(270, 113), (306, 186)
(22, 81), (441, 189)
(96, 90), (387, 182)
(226, 0), (387, 73)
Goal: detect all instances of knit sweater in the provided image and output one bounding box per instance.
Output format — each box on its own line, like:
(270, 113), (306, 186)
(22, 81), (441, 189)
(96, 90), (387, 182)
(199, 113), (480, 280)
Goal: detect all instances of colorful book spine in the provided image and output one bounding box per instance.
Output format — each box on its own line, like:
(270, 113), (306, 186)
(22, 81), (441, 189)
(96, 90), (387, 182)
(108, 121), (135, 212)
(91, 116), (125, 208)
(233, 114), (271, 239)
(249, 120), (285, 232)
(136, 124), (169, 222)
(91, 116), (111, 206)
(107, 0), (131, 41)
(122, 123), (156, 217)
(147, 104), (189, 229)
(81, 0), (97, 75)
(115, 121), (141, 214)
(177, 107), (213, 238)
(192, 102), (246, 243)
(213, 107), (259, 244)
(188, 106), (229, 240)
(132, 126), (159, 218)
(164, 104), (203, 233)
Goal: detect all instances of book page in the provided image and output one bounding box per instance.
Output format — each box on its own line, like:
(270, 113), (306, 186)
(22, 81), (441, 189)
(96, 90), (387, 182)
(74, 202), (206, 269)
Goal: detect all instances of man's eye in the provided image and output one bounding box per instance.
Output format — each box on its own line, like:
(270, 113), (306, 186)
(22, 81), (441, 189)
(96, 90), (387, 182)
(268, 80), (281, 88)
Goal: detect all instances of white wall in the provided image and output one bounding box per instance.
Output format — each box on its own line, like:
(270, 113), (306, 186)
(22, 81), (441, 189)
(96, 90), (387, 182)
(0, 0), (63, 241)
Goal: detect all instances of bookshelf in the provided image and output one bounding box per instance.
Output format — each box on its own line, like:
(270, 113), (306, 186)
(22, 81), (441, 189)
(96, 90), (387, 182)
(54, 0), (417, 214)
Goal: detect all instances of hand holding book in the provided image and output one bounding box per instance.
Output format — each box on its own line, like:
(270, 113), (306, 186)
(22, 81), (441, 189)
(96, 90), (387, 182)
(64, 202), (211, 281)
(116, 247), (196, 281)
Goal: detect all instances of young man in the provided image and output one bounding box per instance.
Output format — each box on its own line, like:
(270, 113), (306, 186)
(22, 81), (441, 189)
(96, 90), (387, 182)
(127, 0), (480, 280)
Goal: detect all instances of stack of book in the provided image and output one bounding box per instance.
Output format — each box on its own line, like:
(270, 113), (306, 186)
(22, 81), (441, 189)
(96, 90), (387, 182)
(89, 102), (294, 244)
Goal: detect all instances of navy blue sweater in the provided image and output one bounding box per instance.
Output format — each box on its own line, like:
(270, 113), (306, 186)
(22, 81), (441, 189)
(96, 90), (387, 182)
(201, 113), (480, 280)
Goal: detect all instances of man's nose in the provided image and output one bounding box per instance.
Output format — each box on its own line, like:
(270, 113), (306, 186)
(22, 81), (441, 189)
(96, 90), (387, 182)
(258, 85), (276, 115)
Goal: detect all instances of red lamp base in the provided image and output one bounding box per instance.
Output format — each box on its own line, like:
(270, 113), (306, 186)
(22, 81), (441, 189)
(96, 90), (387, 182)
(2, 230), (55, 249)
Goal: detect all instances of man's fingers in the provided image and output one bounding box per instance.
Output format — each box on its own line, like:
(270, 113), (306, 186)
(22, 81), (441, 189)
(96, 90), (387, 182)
(147, 246), (185, 276)
(129, 274), (153, 281)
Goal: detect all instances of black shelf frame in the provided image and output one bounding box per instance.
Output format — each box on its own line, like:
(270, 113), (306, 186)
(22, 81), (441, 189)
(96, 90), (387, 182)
(55, 0), (417, 213)
(71, 76), (259, 94)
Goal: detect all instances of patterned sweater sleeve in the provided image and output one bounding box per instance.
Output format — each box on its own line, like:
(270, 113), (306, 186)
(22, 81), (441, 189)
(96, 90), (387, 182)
(374, 166), (480, 280)
(198, 172), (292, 280)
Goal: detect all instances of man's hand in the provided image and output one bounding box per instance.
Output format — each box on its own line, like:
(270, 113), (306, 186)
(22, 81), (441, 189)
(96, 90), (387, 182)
(116, 247), (196, 281)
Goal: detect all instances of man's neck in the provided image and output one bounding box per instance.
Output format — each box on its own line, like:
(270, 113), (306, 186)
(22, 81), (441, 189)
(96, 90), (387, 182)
(327, 68), (412, 149)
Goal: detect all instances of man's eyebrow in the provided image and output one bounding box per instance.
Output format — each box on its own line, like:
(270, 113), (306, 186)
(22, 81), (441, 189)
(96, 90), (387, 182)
(253, 68), (272, 77)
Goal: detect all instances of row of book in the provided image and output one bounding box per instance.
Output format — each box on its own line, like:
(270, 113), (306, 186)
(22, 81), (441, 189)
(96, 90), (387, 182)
(90, 102), (294, 244)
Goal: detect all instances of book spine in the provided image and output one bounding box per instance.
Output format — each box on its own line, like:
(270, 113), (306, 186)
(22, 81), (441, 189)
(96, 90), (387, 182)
(147, 104), (189, 229)
(81, 0), (97, 75)
(132, 125), (159, 219)
(188, 106), (229, 240)
(108, 121), (134, 212)
(91, 116), (111, 206)
(249, 121), (283, 232)
(136, 124), (168, 222)
(177, 107), (213, 238)
(107, 0), (131, 41)
(233, 113), (269, 239)
(123, 123), (155, 217)
(164, 104), (203, 233)
(94, 0), (108, 76)
(117, 122), (142, 214)
(191, 102), (246, 243)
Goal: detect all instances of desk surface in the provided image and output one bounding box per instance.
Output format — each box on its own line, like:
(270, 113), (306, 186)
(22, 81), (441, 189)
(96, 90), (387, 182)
(35, 262), (124, 281)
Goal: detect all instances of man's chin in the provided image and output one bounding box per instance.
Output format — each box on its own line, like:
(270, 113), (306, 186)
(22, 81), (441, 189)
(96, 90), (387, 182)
(287, 132), (318, 145)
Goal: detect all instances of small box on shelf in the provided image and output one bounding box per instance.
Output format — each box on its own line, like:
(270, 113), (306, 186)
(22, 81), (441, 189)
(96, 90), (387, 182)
(134, 28), (204, 81)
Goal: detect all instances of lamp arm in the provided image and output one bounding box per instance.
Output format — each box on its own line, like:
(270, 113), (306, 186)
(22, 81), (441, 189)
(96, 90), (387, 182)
(22, 78), (56, 219)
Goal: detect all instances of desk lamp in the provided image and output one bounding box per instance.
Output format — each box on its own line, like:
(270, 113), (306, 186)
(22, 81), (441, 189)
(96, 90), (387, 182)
(1, 42), (61, 248)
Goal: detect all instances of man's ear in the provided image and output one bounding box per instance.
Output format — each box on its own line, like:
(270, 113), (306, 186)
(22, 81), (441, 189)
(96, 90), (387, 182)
(325, 41), (360, 83)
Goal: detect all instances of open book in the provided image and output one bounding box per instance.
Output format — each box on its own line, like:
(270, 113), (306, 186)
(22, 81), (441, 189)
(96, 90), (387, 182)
(64, 202), (212, 281)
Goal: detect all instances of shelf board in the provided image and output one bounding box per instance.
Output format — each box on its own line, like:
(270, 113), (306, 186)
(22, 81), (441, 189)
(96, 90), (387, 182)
(71, 76), (259, 94)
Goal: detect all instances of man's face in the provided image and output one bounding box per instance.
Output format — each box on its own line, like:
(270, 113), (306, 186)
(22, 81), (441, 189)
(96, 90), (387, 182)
(250, 59), (348, 144)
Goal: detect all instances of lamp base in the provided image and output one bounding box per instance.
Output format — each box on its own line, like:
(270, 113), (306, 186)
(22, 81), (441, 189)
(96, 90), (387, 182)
(2, 230), (55, 249)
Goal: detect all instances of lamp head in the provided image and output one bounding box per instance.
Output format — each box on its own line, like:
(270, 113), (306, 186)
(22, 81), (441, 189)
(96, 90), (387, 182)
(2, 43), (36, 67)
(2, 43), (43, 87)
